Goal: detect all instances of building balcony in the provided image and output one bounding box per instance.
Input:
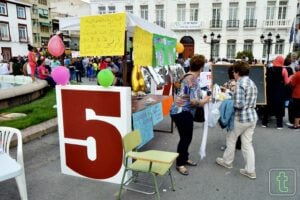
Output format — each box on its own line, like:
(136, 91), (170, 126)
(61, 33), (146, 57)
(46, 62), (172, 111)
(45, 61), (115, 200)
(243, 19), (257, 28)
(226, 20), (239, 29)
(170, 21), (203, 30)
(154, 21), (165, 28)
(210, 20), (222, 29)
(263, 19), (290, 29)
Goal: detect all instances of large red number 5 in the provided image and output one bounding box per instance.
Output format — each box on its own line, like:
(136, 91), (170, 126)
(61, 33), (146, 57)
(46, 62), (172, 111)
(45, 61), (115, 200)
(61, 90), (122, 179)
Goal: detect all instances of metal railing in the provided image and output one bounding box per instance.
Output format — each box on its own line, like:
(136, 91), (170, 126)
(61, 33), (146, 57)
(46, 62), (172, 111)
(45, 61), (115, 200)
(243, 19), (257, 28)
(227, 20), (239, 28)
(210, 20), (222, 28)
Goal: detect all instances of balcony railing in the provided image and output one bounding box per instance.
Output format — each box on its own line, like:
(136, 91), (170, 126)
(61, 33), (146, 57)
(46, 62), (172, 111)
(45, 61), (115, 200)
(210, 20), (222, 28)
(243, 19), (257, 28)
(263, 19), (290, 28)
(227, 20), (239, 28)
(171, 21), (203, 30)
(154, 21), (165, 28)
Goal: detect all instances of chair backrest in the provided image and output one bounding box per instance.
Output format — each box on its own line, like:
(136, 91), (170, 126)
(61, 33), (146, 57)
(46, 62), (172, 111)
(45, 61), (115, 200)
(122, 130), (142, 153)
(0, 127), (24, 165)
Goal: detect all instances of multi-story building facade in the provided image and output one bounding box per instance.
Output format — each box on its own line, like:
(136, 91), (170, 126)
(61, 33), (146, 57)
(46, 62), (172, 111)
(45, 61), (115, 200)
(0, 0), (32, 60)
(90, 0), (298, 61)
(23, 0), (52, 49)
(49, 0), (90, 50)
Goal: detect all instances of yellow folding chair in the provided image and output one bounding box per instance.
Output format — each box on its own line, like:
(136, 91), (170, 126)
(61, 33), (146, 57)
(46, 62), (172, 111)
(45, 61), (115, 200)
(117, 130), (178, 200)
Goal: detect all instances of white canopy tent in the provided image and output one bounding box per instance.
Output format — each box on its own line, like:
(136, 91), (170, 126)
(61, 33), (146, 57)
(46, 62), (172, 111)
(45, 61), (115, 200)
(59, 12), (177, 39)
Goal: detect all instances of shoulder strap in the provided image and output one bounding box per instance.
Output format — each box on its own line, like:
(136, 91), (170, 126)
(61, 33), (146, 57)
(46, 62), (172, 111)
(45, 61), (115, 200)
(180, 73), (194, 83)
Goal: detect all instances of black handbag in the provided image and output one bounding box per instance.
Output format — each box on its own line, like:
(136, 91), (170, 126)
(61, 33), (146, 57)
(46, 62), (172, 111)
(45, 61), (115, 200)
(194, 107), (205, 122)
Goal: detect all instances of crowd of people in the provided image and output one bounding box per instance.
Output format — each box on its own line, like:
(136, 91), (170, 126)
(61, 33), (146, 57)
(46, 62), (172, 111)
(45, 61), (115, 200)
(171, 52), (300, 179)
(0, 45), (129, 87)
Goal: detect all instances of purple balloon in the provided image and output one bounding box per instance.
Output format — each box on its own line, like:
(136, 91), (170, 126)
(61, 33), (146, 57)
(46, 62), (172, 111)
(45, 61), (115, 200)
(51, 66), (70, 85)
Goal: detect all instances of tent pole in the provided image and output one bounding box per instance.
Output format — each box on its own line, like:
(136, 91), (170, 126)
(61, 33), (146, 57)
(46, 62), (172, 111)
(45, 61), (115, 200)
(122, 31), (128, 86)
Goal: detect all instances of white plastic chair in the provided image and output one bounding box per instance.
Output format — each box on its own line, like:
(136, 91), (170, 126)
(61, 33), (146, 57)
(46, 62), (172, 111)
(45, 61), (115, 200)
(0, 127), (28, 200)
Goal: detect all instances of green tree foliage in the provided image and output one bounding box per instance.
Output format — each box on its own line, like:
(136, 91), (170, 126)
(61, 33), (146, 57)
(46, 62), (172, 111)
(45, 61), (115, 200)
(236, 51), (254, 62)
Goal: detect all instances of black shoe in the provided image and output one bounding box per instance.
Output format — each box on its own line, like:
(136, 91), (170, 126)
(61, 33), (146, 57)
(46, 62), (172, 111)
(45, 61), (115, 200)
(288, 125), (299, 130)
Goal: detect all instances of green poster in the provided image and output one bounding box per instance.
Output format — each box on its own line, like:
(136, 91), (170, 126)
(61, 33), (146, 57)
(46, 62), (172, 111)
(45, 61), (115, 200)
(153, 34), (176, 67)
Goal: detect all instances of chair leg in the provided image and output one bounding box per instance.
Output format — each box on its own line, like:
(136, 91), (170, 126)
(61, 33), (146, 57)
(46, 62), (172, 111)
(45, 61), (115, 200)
(168, 169), (176, 191)
(15, 169), (28, 200)
(151, 173), (160, 200)
(117, 169), (127, 200)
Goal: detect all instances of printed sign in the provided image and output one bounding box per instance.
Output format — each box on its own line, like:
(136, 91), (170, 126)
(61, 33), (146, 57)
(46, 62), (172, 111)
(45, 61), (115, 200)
(56, 85), (131, 184)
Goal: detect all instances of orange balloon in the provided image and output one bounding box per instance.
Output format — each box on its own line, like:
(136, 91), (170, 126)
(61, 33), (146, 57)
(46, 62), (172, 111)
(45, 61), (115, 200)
(176, 43), (184, 53)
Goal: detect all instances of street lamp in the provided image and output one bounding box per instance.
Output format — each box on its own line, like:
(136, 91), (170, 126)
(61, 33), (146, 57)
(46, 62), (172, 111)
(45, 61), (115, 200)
(203, 32), (221, 61)
(260, 32), (280, 64)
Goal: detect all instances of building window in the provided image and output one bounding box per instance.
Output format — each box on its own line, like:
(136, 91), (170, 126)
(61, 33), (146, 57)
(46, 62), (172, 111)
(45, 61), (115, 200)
(38, 8), (48, 18)
(227, 40), (236, 59)
(18, 24), (28, 42)
(0, 2), (7, 16)
(125, 5), (133, 13)
(245, 2), (255, 21)
(228, 3), (238, 27)
(275, 40), (284, 54)
(266, 1), (275, 20)
(155, 5), (164, 27)
(33, 33), (40, 43)
(140, 5), (148, 20)
(98, 6), (106, 14)
(177, 4), (186, 22)
(244, 40), (253, 52)
(38, 0), (47, 6)
(0, 22), (10, 41)
(40, 25), (49, 33)
(278, 1), (287, 20)
(17, 6), (26, 19)
(108, 6), (115, 14)
(212, 43), (220, 59)
(212, 3), (221, 28)
(190, 4), (199, 22)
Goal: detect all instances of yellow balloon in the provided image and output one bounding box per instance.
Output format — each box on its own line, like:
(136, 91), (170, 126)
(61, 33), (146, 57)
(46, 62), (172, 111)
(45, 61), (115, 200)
(176, 42), (184, 53)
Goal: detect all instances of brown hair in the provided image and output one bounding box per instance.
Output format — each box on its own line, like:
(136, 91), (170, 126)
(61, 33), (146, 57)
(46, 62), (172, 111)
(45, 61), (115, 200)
(190, 54), (205, 72)
(233, 61), (250, 76)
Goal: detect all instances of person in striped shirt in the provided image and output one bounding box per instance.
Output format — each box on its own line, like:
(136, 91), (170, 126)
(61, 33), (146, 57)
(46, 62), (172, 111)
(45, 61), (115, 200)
(216, 61), (258, 179)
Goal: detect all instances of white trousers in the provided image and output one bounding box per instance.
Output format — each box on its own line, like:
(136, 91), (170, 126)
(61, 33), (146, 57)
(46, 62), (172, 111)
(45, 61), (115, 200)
(223, 119), (257, 173)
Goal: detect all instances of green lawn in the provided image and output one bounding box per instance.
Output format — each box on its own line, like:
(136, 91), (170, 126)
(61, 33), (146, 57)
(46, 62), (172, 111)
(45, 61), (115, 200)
(0, 88), (57, 130)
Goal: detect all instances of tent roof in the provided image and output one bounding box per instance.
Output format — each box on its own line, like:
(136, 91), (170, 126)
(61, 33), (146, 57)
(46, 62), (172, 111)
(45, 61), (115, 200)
(59, 12), (176, 39)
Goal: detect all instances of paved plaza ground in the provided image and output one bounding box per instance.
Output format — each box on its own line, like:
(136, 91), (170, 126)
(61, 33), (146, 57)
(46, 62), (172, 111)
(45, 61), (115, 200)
(1, 78), (300, 200)
(1, 115), (300, 200)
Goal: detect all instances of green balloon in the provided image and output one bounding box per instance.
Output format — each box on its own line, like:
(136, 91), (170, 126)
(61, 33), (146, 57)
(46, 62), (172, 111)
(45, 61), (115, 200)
(97, 69), (114, 87)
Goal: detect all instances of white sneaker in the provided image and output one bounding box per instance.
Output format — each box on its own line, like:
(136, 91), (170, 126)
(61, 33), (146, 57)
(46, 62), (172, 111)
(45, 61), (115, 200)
(240, 169), (256, 179)
(216, 157), (233, 169)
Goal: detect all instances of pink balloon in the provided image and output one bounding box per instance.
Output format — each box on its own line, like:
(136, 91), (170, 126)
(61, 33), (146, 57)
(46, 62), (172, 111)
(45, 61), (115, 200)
(51, 66), (70, 85)
(48, 35), (65, 57)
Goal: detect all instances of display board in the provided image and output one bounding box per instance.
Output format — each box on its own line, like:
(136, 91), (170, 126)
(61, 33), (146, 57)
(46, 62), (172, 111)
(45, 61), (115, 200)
(212, 65), (266, 105)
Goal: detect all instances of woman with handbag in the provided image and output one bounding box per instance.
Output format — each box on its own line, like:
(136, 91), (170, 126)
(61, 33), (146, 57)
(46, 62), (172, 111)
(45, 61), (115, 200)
(170, 54), (210, 176)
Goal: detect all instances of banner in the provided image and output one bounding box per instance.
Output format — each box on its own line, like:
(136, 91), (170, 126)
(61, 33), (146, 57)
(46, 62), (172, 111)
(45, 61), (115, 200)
(80, 13), (126, 56)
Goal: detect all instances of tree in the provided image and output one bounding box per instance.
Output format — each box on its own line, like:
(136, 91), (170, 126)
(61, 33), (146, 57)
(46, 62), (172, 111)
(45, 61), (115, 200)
(236, 51), (254, 62)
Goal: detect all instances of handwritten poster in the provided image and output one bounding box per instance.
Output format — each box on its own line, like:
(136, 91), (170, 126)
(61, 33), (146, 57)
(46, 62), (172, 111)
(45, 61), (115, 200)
(153, 34), (176, 66)
(80, 13), (126, 56)
(133, 26), (153, 66)
(148, 102), (163, 126)
(132, 108), (154, 147)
